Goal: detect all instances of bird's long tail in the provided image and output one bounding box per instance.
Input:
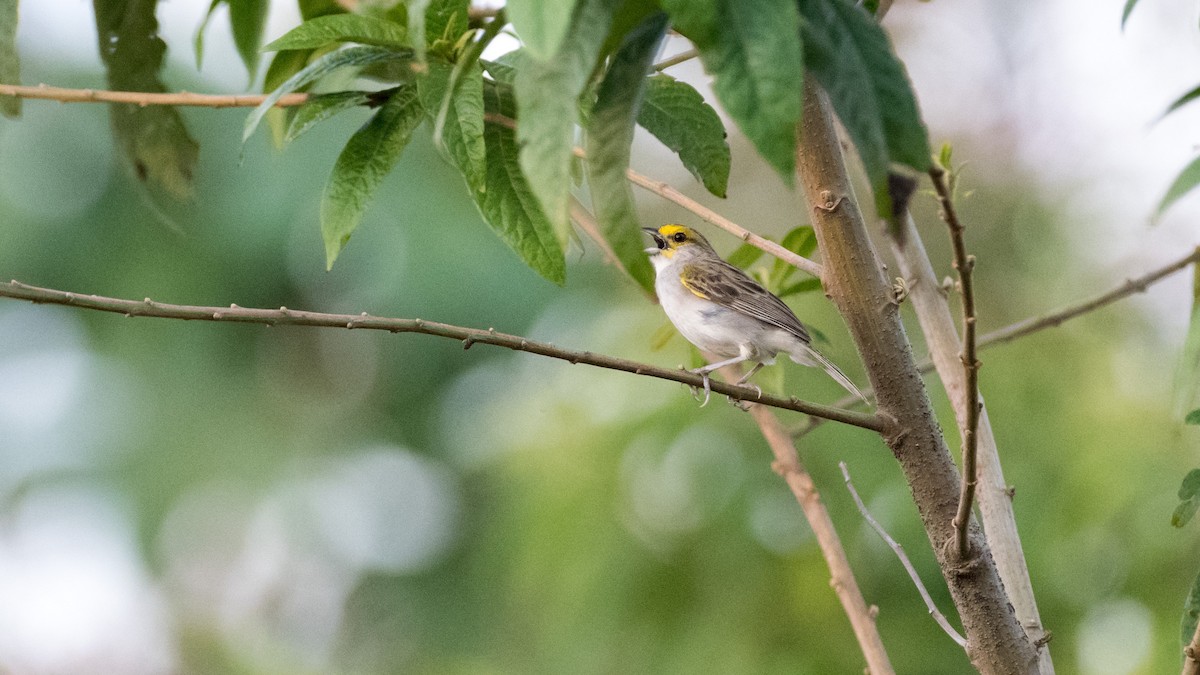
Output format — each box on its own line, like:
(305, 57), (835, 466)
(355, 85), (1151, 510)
(793, 344), (869, 404)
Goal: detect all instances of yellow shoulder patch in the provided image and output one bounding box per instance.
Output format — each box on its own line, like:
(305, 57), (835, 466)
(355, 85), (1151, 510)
(678, 269), (709, 300)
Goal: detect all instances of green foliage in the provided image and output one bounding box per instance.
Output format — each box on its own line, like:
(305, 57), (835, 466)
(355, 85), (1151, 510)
(1161, 83), (1200, 119)
(0, 0), (20, 118)
(284, 91), (372, 145)
(245, 45), (412, 143)
(263, 14), (409, 52)
(95, 0), (199, 199)
(661, 0), (804, 181)
(506, 0), (578, 61)
(585, 12), (668, 293)
(1187, 409), (1200, 425)
(637, 74), (731, 198)
(1121, 0), (1142, 29)
(419, 61), (487, 195)
(320, 86), (424, 269)
(1173, 469), (1200, 528)
(1155, 155), (1200, 222)
(195, 0), (269, 80)
(514, 0), (620, 245)
(768, 225), (817, 292)
(725, 242), (765, 269)
(1184, 570), (1200, 653)
(480, 83), (567, 283)
(797, 0), (931, 218)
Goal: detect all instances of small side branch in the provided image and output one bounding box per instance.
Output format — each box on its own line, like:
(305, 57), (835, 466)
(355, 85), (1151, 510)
(978, 245), (1200, 349)
(623, 168), (824, 279)
(930, 162), (980, 561)
(652, 48), (699, 71)
(0, 280), (888, 432)
(839, 462), (968, 649)
(741, 389), (894, 675)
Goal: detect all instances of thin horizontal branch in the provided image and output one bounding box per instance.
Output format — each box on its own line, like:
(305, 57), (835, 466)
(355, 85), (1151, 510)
(0, 83), (309, 108)
(839, 462), (967, 649)
(791, 246), (1200, 439)
(0, 280), (887, 432)
(977, 245), (1200, 348)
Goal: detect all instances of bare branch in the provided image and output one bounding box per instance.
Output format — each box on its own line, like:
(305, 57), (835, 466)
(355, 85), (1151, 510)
(797, 80), (1038, 669)
(0, 280), (888, 431)
(622, 167), (824, 279)
(652, 48), (699, 71)
(569, 196), (628, 275)
(838, 461), (967, 649)
(978, 246), (1200, 349)
(890, 212), (1055, 673)
(929, 163), (980, 561)
(737, 378), (893, 675)
(0, 83), (309, 108)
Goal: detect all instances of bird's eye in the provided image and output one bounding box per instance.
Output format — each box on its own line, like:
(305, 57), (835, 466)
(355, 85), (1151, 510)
(672, 232), (687, 243)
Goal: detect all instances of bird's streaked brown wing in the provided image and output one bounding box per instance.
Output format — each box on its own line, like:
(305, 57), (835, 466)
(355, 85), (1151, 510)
(680, 258), (811, 343)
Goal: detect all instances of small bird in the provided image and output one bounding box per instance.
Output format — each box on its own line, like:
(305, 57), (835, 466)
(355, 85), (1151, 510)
(643, 224), (866, 406)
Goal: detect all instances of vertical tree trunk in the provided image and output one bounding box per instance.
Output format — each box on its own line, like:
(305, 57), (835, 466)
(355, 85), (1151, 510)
(795, 81), (1037, 674)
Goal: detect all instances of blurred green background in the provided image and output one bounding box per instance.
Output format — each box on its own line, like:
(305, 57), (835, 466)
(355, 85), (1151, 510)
(2, 1), (1200, 673)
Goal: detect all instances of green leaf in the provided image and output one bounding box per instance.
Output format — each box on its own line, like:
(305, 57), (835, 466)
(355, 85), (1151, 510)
(1173, 469), (1200, 528)
(769, 225), (816, 290)
(321, 86), (425, 269)
(649, 322), (679, 351)
(194, 0), (269, 79)
(0, 0), (20, 118)
(300, 0), (344, 20)
(482, 54), (518, 86)
(798, 0), (931, 218)
(244, 45), (412, 143)
(261, 48), (315, 148)
(1155, 155), (1200, 221)
(229, 0), (269, 79)
(419, 60), (487, 194)
(777, 277), (823, 298)
(1183, 569), (1200, 651)
(285, 90), (372, 144)
(404, 0), (431, 65)
(514, 0), (621, 244)
(263, 14), (409, 52)
(423, 0), (469, 51)
(637, 74), (730, 198)
(95, 0), (199, 199)
(1161, 83), (1200, 120)
(1121, 0), (1141, 30)
(726, 241), (765, 269)
(661, 0), (804, 180)
(1187, 409), (1200, 425)
(507, 0), (579, 61)
(585, 12), (667, 293)
(479, 83), (566, 284)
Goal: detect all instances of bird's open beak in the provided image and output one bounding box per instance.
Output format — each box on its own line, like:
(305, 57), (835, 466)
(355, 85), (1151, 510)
(643, 227), (666, 253)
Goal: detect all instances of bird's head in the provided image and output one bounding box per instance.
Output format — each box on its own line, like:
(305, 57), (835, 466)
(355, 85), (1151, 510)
(642, 224), (714, 260)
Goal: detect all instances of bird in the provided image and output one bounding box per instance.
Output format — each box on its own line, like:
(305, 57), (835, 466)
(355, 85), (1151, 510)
(643, 224), (866, 406)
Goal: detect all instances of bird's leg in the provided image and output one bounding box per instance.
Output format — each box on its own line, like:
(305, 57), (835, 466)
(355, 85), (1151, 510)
(734, 362), (766, 399)
(687, 355), (749, 407)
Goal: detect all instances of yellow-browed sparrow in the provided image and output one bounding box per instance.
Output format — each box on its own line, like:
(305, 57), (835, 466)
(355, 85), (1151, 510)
(644, 224), (866, 406)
